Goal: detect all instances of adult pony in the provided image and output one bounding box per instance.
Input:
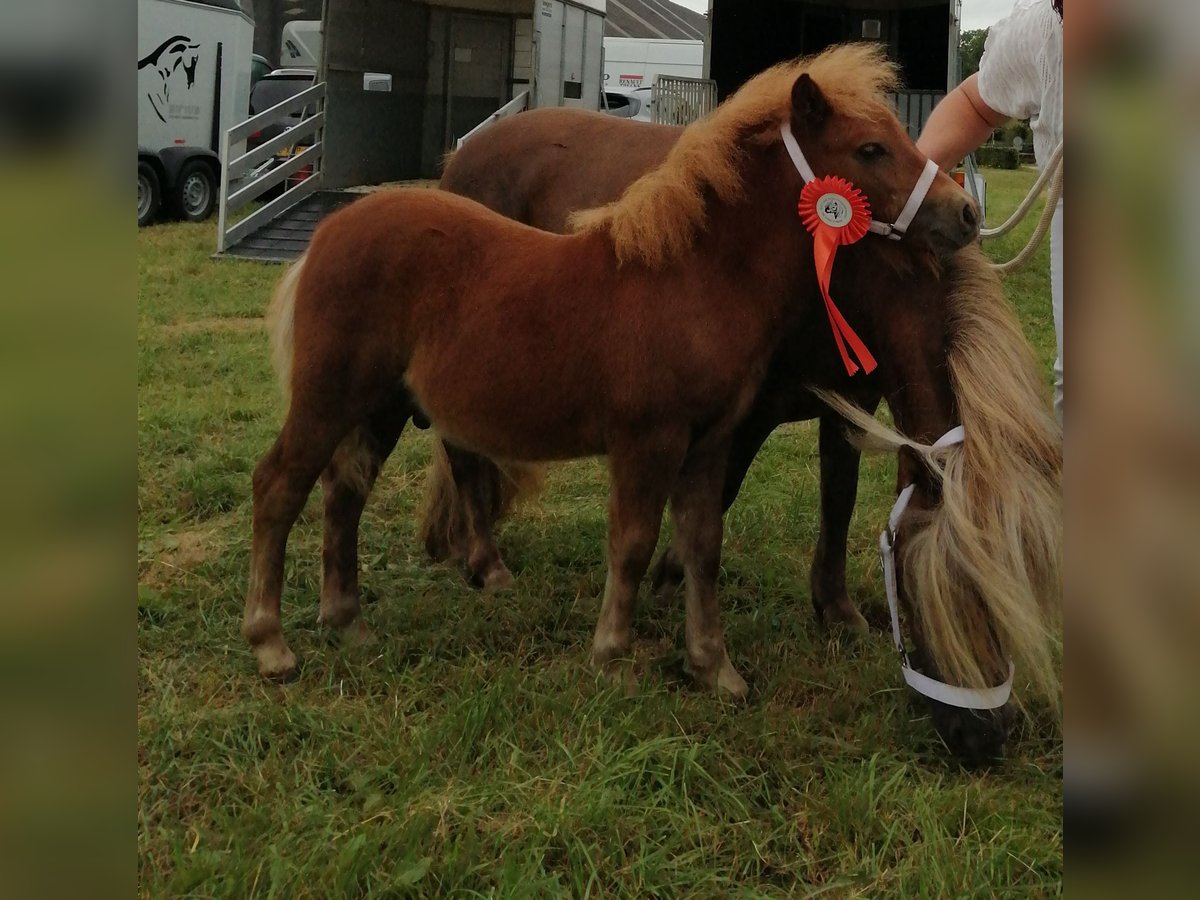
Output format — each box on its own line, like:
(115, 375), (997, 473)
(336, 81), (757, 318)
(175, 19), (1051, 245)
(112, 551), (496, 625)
(247, 44), (975, 687)
(426, 103), (1062, 761)
(428, 106), (882, 635)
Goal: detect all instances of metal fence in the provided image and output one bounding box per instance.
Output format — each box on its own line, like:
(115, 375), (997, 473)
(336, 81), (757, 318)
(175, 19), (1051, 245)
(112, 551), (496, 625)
(217, 81), (326, 254)
(889, 91), (946, 141)
(651, 75), (718, 126)
(455, 91), (530, 150)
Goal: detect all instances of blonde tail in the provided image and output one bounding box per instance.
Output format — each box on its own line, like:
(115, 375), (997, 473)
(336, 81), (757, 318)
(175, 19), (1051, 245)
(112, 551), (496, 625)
(266, 255), (306, 401)
(419, 441), (546, 563)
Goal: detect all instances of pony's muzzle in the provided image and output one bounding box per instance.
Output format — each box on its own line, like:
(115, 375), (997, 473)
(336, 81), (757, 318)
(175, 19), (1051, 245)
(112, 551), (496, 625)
(925, 194), (981, 253)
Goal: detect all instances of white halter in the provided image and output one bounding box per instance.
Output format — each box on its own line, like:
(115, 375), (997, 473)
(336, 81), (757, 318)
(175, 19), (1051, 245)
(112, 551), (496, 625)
(781, 125), (941, 241)
(878, 426), (1016, 710)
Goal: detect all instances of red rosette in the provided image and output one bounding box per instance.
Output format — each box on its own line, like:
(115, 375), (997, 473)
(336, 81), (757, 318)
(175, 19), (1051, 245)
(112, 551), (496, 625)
(796, 175), (877, 376)
(798, 176), (872, 245)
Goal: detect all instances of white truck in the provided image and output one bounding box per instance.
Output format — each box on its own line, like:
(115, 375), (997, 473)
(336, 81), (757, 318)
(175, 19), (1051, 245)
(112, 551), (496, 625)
(137, 0), (254, 226)
(602, 37), (703, 91)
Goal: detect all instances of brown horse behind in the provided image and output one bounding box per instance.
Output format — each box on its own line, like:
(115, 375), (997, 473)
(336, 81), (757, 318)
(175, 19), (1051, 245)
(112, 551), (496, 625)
(426, 106), (880, 637)
(245, 45), (979, 701)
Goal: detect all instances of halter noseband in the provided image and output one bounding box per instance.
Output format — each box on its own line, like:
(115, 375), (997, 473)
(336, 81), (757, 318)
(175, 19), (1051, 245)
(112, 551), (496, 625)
(781, 126), (941, 241)
(878, 426), (1016, 710)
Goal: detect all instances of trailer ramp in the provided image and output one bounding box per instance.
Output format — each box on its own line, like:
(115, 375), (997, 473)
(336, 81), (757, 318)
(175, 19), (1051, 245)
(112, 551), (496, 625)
(219, 191), (356, 263)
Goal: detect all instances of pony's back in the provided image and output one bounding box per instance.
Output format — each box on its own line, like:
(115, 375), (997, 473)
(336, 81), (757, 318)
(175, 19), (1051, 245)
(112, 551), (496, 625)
(441, 108), (680, 233)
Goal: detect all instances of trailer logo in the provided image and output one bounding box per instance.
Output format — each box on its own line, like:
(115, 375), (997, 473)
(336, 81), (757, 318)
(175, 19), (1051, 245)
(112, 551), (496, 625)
(139, 34), (202, 124)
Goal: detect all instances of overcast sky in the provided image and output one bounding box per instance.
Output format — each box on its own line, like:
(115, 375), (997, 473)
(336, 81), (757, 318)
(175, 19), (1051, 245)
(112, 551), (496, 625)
(670, 1), (1017, 31)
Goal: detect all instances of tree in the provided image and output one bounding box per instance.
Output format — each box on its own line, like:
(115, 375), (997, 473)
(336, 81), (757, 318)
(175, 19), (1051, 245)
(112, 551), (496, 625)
(959, 28), (989, 80)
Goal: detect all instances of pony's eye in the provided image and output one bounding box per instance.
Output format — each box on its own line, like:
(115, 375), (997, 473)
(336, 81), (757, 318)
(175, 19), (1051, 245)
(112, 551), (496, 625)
(856, 143), (888, 162)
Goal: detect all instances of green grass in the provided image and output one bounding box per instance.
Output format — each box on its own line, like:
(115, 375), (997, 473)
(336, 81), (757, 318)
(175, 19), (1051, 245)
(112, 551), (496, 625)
(138, 168), (1061, 897)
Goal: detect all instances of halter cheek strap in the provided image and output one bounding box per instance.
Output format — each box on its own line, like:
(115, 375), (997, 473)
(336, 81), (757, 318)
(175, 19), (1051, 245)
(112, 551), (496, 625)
(878, 426), (1016, 710)
(781, 126), (941, 241)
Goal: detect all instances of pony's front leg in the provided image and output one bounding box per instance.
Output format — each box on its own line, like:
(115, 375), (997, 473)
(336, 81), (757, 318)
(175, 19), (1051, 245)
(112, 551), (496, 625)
(810, 409), (872, 633)
(591, 437), (687, 688)
(670, 440), (749, 699)
(318, 406), (408, 643)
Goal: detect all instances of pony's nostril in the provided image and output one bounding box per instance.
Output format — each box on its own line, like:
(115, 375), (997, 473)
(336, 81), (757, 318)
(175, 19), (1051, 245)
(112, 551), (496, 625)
(961, 201), (979, 231)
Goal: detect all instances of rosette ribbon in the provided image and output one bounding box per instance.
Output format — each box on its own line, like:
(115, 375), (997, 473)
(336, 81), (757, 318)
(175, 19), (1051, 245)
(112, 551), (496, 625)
(797, 177), (877, 376)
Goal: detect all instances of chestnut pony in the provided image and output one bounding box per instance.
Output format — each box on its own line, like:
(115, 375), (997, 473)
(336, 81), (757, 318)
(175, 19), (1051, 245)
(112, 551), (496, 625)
(430, 110), (882, 631)
(247, 47), (1059, 756)
(428, 110), (1061, 760)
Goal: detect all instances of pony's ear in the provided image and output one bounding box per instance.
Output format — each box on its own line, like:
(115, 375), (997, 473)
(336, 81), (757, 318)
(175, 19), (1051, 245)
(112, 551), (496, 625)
(790, 73), (831, 134)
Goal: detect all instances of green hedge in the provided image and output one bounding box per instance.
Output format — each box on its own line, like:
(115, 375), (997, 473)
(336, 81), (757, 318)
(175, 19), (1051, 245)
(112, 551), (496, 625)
(975, 145), (1019, 169)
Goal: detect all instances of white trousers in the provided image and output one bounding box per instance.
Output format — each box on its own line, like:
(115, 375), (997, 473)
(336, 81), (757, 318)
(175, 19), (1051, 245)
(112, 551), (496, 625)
(1051, 197), (1064, 422)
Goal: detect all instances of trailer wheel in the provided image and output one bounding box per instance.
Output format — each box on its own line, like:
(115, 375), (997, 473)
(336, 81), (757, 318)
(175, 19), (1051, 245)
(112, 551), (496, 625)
(138, 161), (161, 227)
(172, 159), (217, 222)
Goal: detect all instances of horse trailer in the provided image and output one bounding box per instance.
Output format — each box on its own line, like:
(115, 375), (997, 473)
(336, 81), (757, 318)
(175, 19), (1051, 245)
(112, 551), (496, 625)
(138, 0), (255, 226)
(217, 1), (607, 260)
(705, 0), (962, 139)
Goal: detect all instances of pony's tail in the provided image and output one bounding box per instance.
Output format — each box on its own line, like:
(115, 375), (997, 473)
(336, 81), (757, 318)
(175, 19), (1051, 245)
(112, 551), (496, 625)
(418, 440), (546, 562)
(266, 255), (306, 401)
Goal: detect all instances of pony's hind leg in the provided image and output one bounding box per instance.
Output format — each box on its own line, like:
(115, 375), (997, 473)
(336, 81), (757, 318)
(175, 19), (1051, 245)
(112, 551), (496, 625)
(441, 442), (514, 590)
(318, 403), (409, 643)
(669, 441), (748, 699)
(245, 410), (359, 679)
(650, 401), (779, 601)
(592, 437), (686, 687)
(810, 410), (870, 633)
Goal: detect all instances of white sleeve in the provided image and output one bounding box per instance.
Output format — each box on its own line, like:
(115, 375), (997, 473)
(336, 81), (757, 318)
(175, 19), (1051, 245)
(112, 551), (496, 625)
(976, 0), (1052, 121)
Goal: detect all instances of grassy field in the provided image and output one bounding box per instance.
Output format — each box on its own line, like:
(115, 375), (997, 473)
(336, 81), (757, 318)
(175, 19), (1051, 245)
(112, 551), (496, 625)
(138, 166), (1061, 897)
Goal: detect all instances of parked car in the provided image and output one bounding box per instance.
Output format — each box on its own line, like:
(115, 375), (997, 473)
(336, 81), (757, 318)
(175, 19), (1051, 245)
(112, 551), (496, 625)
(245, 68), (317, 198)
(601, 87), (653, 122)
(246, 68), (316, 154)
(250, 53), (273, 91)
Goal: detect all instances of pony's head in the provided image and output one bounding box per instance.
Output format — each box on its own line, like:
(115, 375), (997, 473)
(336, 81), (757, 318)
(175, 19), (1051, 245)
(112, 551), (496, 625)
(571, 44), (978, 268)
(786, 70), (979, 258)
(824, 245), (1062, 765)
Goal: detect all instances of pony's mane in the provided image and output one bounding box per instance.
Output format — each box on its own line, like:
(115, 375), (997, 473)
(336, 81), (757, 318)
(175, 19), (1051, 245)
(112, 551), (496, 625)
(822, 245), (1063, 708)
(570, 44), (900, 267)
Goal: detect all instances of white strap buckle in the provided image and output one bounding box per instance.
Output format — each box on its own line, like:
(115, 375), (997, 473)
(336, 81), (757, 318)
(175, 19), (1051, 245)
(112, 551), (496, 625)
(878, 425), (1015, 710)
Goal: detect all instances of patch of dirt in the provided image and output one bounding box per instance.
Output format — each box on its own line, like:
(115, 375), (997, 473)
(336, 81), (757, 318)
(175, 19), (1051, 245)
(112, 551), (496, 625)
(139, 521), (232, 591)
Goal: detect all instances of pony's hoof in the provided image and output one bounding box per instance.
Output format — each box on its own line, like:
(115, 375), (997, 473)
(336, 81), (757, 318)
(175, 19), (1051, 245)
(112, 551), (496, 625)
(254, 637), (299, 681)
(716, 662), (749, 700)
(693, 654), (749, 700)
(591, 640), (638, 694)
(337, 618), (375, 647)
(819, 599), (869, 635)
(593, 658), (638, 695)
(480, 564), (514, 592)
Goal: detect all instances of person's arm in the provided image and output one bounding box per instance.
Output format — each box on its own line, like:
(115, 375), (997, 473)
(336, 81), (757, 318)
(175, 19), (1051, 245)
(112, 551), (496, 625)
(916, 74), (1011, 171)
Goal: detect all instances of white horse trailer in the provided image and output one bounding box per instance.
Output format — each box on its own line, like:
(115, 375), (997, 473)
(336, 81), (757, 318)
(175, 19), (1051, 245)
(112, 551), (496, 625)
(137, 0), (254, 226)
(217, 1), (607, 261)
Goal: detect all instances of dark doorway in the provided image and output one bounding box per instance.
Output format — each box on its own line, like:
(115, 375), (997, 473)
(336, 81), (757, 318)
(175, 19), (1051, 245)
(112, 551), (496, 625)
(445, 14), (512, 147)
(897, 4), (950, 90)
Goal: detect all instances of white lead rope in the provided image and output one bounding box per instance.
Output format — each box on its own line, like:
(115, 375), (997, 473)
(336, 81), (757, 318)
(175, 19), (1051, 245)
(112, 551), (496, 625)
(878, 426), (1016, 710)
(982, 140), (1064, 274)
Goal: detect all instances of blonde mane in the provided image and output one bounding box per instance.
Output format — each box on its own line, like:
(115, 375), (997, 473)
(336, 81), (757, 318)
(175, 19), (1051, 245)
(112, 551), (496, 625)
(570, 43), (901, 267)
(822, 245), (1063, 708)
